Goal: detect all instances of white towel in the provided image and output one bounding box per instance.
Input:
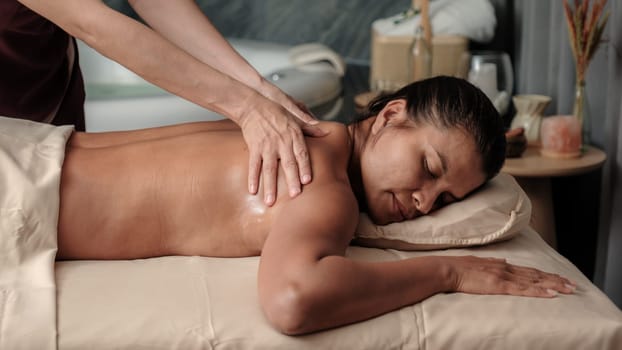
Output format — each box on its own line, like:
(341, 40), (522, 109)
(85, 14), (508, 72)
(372, 0), (496, 43)
(0, 117), (72, 350)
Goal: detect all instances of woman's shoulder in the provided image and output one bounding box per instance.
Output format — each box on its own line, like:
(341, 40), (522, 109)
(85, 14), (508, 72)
(308, 121), (350, 156)
(317, 120), (349, 134)
(311, 121), (350, 149)
(305, 121), (351, 182)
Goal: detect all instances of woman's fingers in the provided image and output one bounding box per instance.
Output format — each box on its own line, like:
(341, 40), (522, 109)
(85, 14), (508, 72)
(499, 264), (576, 296)
(452, 255), (576, 298)
(506, 265), (576, 294)
(499, 280), (561, 298)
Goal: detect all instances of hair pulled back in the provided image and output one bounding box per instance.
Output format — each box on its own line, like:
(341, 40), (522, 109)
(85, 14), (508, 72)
(356, 76), (506, 179)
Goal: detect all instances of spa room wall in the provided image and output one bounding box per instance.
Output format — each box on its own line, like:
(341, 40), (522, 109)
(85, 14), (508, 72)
(101, 0), (622, 307)
(104, 0), (412, 63)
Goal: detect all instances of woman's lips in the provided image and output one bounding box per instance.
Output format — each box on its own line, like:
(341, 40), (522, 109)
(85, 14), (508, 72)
(393, 193), (419, 221)
(392, 194), (406, 221)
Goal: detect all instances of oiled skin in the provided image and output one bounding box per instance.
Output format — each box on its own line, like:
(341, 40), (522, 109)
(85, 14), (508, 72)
(57, 120), (354, 260)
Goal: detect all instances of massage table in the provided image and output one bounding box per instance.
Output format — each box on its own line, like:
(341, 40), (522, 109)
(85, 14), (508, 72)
(53, 227), (622, 349)
(1, 117), (621, 349)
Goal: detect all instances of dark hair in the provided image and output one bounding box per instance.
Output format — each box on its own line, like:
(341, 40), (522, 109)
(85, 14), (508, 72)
(355, 76), (506, 179)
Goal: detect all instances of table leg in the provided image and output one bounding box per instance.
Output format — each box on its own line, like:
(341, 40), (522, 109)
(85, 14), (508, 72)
(514, 177), (557, 249)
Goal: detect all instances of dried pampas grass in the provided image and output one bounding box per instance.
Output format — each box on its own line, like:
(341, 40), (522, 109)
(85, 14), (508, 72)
(563, 0), (610, 82)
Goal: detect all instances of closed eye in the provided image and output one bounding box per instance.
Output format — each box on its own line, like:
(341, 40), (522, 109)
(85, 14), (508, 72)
(423, 157), (439, 179)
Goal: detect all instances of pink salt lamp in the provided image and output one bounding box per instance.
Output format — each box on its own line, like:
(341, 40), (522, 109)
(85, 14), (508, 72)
(540, 115), (582, 158)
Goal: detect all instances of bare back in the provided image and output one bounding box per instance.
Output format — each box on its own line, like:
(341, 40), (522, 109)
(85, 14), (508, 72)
(57, 121), (354, 260)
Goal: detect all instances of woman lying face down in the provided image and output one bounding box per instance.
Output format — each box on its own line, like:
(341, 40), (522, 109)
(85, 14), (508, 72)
(57, 76), (575, 335)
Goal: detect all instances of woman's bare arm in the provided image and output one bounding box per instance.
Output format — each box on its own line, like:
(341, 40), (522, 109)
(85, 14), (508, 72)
(258, 183), (576, 335)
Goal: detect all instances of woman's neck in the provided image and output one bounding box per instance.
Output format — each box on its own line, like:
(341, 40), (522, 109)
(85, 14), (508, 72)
(346, 117), (375, 212)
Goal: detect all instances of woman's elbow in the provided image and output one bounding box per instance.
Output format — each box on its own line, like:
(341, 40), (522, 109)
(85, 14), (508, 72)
(259, 281), (316, 335)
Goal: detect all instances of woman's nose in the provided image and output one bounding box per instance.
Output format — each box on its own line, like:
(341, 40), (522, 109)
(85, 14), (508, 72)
(412, 189), (436, 214)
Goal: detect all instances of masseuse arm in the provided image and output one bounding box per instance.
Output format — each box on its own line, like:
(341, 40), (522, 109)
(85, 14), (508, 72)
(17, 0), (325, 205)
(127, 0), (305, 110)
(258, 183), (576, 335)
(126, 0), (328, 202)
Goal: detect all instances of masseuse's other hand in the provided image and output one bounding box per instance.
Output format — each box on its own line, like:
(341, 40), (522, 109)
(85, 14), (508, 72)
(240, 92), (328, 206)
(448, 256), (577, 298)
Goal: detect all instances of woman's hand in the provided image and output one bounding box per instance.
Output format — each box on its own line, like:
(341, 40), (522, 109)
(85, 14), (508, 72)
(447, 256), (576, 297)
(239, 91), (327, 206)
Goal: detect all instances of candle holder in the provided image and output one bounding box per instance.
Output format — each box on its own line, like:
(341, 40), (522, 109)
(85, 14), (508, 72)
(540, 115), (582, 159)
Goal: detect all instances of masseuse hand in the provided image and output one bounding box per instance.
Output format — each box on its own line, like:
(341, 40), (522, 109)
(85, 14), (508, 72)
(240, 87), (328, 206)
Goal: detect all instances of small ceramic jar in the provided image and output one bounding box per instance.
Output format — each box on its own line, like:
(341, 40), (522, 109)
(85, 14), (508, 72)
(510, 94), (552, 146)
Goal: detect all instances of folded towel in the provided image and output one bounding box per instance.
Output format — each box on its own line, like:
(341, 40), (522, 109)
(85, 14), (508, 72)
(0, 116), (72, 350)
(372, 0), (496, 43)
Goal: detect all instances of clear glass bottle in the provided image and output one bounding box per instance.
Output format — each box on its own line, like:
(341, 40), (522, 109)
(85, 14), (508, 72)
(409, 25), (432, 82)
(573, 80), (591, 150)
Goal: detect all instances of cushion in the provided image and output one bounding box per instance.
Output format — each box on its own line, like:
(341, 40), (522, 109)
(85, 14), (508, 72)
(354, 173), (531, 250)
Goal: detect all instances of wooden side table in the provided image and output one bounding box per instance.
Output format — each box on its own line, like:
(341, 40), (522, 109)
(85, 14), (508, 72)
(501, 146), (606, 248)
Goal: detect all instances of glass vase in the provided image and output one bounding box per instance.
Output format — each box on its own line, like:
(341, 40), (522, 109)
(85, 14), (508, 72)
(572, 80), (590, 149)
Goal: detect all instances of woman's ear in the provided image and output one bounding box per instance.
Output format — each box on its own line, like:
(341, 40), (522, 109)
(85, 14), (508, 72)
(370, 99), (410, 135)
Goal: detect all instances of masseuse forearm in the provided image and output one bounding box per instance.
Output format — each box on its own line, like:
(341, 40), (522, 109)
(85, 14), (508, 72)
(83, 4), (255, 124)
(128, 0), (264, 91)
(18, 0), (256, 124)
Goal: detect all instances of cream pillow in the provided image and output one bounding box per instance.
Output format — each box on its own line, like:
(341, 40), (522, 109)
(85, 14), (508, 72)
(353, 173), (531, 250)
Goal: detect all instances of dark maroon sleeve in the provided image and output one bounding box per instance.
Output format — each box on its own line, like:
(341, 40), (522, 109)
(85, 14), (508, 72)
(0, 1), (85, 130)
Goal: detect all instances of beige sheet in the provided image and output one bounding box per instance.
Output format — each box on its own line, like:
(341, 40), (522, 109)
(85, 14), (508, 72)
(56, 228), (622, 349)
(0, 116), (73, 350)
